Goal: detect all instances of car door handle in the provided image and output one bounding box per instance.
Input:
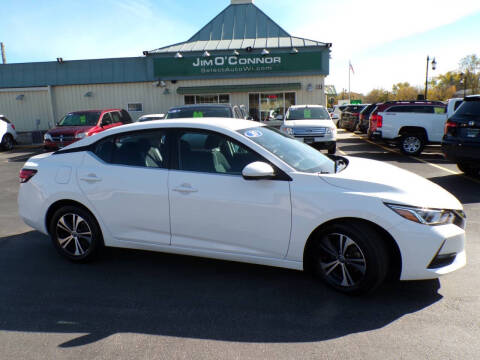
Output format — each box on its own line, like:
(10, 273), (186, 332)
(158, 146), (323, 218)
(80, 174), (102, 183)
(172, 184), (198, 194)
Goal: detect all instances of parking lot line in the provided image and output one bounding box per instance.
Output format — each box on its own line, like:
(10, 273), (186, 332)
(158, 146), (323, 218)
(339, 131), (480, 185)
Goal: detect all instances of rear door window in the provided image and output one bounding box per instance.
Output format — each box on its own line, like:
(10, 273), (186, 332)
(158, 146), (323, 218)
(93, 130), (169, 168)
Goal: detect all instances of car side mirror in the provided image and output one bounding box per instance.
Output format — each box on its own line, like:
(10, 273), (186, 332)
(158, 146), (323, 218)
(242, 162), (275, 180)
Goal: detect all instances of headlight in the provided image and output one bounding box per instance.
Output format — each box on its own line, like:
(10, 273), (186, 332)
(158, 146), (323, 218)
(75, 132), (87, 139)
(326, 127), (336, 134)
(44, 133), (53, 141)
(281, 127), (294, 136)
(385, 203), (466, 227)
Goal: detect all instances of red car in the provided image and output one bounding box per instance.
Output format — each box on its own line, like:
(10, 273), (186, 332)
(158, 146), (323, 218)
(44, 109), (132, 150)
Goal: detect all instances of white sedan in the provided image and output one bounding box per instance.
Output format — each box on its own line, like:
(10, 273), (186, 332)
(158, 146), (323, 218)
(17, 118), (466, 294)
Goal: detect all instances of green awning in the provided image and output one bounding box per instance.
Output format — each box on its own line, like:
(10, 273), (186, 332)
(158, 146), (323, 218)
(177, 83), (302, 95)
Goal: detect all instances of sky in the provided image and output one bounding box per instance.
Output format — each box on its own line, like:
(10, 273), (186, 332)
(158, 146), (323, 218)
(1, 0), (479, 94)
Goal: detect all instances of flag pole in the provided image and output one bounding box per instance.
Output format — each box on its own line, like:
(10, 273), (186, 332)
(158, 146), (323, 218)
(348, 61), (351, 102)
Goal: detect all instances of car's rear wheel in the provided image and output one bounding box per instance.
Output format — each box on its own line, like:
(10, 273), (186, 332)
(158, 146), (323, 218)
(307, 222), (389, 295)
(400, 134), (425, 156)
(49, 205), (103, 262)
(1, 134), (14, 151)
(457, 162), (480, 177)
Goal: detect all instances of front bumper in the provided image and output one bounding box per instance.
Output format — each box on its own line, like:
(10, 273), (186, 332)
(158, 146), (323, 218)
(389, 221), (466, 280)
(44, 139), (77, 150)
(294, 133), (336, 145)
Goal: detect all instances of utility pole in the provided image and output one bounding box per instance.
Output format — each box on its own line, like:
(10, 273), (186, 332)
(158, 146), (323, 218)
(1, 42), (6, 64)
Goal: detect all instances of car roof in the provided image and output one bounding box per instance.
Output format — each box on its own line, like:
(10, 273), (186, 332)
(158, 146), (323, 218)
(169, 104), (233, 109)
(289, 105), (325, 108)
(63, 118), (264, 150)
(139, 114), (164, 118)
(67, 109), (121, 114)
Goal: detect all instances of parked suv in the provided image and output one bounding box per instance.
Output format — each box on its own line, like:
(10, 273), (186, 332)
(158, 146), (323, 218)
(339, 104), (369, 131)
(442, 95), (480, 177)
(280, 105), (337, 154)
(369, 101), (447, 155)
(165, 104), (249, 120)
(44, 109), (132, 150)
(0, 115), (18, 151)
(358, 104), (378, 133)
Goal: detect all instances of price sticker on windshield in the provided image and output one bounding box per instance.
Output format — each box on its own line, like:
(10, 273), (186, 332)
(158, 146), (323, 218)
(244, 130), (263, 138)
(80, 115), (87, 124)
(193, 111), (204, 118)
(304, 109), (312, 118)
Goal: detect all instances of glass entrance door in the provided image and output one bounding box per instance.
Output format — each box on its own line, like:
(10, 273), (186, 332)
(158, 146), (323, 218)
(249, 92), (296, 127)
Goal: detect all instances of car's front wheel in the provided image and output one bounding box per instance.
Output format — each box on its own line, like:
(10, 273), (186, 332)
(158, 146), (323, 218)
(1, 134), (14, 151)
(49, 205), (103, 262)
(328, 143), (336, 154)
(307, 222), (389, 295)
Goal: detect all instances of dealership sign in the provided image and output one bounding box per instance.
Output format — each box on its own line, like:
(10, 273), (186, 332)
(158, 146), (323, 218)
(153, 51), (328, 79)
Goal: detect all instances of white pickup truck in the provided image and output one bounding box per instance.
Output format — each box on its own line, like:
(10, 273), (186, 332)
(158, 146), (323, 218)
(369, 101), (452, 155)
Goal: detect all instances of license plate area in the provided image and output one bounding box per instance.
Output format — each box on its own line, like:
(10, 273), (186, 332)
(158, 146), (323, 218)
(466, 129), (480, 138)
(303, 137), (315, 143)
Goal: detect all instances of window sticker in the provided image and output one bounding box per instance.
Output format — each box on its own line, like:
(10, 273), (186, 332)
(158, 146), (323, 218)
(80, 115), (87, 124)
(304, 109), (312, 118)
(434, 107), (445, 114)
(244, 130), (263, 138)
(193, 111), (204, 118)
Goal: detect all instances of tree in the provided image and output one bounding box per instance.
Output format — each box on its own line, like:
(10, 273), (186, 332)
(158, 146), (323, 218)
(365, 88), (393, 103)
(459, 54), (480, 94)
(392, 82), (419, 101)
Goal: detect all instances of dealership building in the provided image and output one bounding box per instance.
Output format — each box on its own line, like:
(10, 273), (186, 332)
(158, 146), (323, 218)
(0, 0), (331, 137)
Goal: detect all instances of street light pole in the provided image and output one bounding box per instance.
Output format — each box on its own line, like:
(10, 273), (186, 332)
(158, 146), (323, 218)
(424, 56), (437, 100)
(425, 56), (430, 100)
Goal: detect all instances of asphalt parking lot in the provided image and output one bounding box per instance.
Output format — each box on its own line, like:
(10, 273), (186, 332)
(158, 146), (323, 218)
(1, 131), (479, 359)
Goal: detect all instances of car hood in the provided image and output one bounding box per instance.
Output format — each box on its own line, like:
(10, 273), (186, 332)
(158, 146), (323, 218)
(320, 157), (462, 210)
(47, 125), (94, 135)
(284, 119), (334, 127)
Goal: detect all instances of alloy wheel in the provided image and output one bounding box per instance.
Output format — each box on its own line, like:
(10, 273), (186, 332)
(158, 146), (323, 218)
(317, 233), (367, 288)
(402, 136), (421, 154)
(56, 213), (93, 257)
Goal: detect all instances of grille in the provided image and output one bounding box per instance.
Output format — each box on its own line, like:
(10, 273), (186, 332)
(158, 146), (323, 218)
(293, 127), (327, 136)
(51, 135), (75, 142)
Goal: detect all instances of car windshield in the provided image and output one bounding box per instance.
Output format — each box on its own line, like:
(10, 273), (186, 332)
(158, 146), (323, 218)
(455, 101), (480, 116)
(58, 112), (100, 126)
(286, 107), (330, 120)
(239, 126), (336, 174)
(165, 107), (232, 119)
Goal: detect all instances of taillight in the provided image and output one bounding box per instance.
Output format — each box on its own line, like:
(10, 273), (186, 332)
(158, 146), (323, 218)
(11, 124), (15, 130)
(19, 169), (37, 183)
(377, 115), (383, 128)
(444, 120), (457, 135)
(370, 114), (383, 130)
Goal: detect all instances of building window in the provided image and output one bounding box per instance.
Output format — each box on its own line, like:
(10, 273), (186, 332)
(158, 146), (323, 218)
(128, 103), (143, 112)
(248, 92), (296, 122)
(184, 94), (230, 105)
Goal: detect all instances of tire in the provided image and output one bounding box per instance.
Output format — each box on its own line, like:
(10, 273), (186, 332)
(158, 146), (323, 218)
(49, 205), (103, 262)
(328, 143), (336, 155)
(306, 222), (389, 295)
(1, 134), (14, 151)
(400, 134), (425, 156)
(457, 162), (480, 177)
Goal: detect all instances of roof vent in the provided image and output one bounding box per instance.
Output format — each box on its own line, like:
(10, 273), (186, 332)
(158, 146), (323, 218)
(231, 0), (254, 4)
